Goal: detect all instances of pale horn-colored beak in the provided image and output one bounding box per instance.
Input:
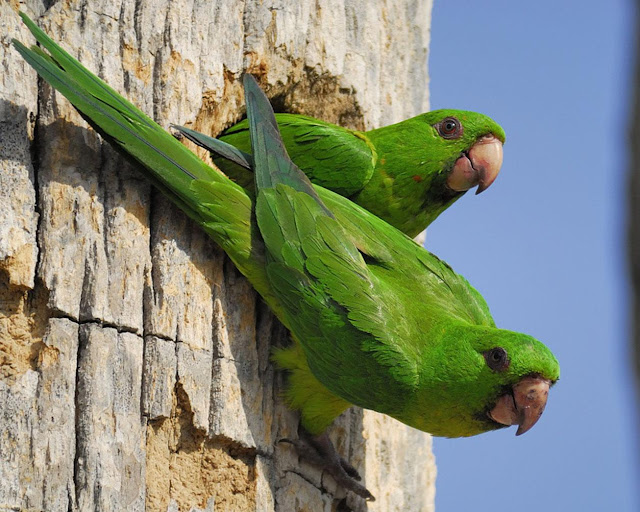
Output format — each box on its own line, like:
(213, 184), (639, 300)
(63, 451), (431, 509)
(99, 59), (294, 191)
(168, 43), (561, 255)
(447, 134), (504, 195)
(488, 376), (551, 436)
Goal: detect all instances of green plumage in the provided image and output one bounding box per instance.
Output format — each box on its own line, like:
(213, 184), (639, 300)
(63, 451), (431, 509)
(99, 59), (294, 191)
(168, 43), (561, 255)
(214, 108), (506, 237)
(14, 14), (558, 441)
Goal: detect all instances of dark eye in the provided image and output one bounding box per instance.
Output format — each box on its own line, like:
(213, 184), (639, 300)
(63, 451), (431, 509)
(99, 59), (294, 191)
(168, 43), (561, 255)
(484, 347), (509, 372)
(436, 117), (463, 139)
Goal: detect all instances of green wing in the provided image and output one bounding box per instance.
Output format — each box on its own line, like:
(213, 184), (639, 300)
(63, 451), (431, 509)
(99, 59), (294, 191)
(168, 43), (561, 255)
(245, 76), (424, 416)
(319, 189), (495, 329)
(217, 113), (376, 196)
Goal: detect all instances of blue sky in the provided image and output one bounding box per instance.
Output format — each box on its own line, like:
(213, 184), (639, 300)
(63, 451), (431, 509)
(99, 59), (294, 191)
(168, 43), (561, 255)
(427, 1), (638, 510)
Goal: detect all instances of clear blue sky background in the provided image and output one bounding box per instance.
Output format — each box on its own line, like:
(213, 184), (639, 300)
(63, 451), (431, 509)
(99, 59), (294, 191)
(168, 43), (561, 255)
(427, 1), (638, 511)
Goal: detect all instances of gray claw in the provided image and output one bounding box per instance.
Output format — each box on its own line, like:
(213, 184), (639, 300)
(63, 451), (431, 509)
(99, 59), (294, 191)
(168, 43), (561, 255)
(284, 430), (375, 501)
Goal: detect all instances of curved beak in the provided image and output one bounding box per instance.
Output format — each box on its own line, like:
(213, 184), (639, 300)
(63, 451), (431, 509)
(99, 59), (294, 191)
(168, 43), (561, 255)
(488, 376), (551, 436)
(447, 134), (504, 195)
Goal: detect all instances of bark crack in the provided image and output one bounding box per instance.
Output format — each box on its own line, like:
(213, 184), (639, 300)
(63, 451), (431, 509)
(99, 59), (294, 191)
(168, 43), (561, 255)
(48, 310), (141, 336)
(30, 70), (44, 306)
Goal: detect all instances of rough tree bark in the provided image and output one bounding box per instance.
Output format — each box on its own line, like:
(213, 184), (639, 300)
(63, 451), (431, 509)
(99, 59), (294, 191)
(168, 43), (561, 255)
(0, 2), (435, 510)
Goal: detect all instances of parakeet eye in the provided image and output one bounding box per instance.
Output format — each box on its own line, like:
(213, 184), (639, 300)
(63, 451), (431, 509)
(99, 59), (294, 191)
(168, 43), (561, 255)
(484, 347), (509, 372)
(436, 117), (463, 139)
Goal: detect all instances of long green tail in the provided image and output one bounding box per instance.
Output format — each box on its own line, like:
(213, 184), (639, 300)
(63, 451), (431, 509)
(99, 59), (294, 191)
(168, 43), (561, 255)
(13, 13), (227, 215)
(13, 12), (275, 299)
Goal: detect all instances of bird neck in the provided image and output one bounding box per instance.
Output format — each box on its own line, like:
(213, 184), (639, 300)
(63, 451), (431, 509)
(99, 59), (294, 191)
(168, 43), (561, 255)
(357, 121), (460, 237)
(393, 321), (495, 438)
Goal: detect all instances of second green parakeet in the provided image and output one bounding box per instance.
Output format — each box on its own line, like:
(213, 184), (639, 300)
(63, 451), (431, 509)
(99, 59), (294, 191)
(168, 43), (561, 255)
(204, 107), (505, 238)
(14, 14), (558, 501)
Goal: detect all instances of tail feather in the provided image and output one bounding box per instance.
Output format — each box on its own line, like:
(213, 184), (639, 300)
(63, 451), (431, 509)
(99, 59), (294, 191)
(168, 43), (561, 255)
(172, 124), (254, 171)
(13, 13), (231, 220)
(243, 75), (332, 217)
(14, 13), (279, 306)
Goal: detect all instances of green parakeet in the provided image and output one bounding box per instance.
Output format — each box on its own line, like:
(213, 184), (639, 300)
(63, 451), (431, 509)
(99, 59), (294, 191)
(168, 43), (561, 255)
(183, 104), (505, 238)
(14, 13), (559, 501)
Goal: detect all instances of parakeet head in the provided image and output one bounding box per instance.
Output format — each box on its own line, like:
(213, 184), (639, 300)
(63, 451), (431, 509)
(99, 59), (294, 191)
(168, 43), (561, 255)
(406, 323), (560, 438)
(416, 109), (506, 195)
(362, 108), (507, 236)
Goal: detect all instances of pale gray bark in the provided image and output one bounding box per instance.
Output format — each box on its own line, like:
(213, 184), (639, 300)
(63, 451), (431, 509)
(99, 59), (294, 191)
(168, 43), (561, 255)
(0, 1), (435, 510)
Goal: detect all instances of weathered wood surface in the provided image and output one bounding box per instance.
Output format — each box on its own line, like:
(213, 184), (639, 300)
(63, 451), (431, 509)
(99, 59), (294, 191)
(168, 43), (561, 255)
(0, 1), (435, 510)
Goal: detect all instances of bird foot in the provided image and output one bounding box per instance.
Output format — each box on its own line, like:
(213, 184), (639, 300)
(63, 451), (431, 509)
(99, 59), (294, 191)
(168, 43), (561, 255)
(280, 430), (375, 501)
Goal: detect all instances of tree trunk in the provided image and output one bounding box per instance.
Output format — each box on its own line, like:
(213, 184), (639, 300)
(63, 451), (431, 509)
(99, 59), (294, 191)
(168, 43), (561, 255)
(0, 2), (435, 510)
